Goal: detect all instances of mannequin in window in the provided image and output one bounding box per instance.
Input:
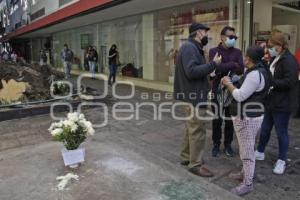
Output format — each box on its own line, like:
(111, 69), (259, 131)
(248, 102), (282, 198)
(167, 48), (178, 77)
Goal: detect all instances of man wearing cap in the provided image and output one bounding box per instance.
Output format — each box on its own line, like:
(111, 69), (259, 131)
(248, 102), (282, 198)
(209, 26), (244, 157)
(174, 23), (222, 177)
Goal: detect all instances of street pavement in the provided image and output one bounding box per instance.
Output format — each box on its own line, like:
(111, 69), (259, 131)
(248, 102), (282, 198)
(0, 77), (299, 200)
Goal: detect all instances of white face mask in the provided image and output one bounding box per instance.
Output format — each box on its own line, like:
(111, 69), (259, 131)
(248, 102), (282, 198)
(225, 37), (236, 48)
(268, 47), (279, 57)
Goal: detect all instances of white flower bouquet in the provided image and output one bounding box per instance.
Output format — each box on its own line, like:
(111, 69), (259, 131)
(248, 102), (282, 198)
(49, 112), (95, 150)
(51, 81), (70, 96)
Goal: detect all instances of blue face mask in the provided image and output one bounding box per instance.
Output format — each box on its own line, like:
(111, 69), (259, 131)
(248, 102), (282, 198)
(268, 47), (279, 57)
(225, 38), (236, 48)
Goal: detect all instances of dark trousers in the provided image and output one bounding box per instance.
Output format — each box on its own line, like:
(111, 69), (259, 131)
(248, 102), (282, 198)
(257, 110), (291, 161)
(212, 101), (234, 146)
(108, 64), (117, 84)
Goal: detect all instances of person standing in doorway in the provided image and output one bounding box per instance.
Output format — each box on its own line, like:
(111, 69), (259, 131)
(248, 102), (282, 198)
(108, 44), (119, 85)
(255, 32), (299, 175)
(39, 49), (47, 66)
(84, 47), (90, 71)
(61, 44), (74, 79)
(174, 23), (222, 177)
(87, 46), (98, 79)
(93, 46), (99, 73)
(209, 26), (244, 157)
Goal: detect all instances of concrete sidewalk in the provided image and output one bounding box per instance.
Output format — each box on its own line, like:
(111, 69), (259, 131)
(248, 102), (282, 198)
(0, 114), (241, 200)
(0, 77), (299, 200)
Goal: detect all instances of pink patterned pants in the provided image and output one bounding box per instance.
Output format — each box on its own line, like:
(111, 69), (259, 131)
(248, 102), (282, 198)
(232, 116), (263, 186)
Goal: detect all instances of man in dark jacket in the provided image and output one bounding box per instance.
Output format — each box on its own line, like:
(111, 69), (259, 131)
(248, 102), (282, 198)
(61, 44), (74, 79)
(256, 32), (299, 175)
(174, 23), (222, 177)
(209, 26), (244, 157)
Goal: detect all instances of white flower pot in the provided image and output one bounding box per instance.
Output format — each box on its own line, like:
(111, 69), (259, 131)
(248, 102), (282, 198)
(61, 148), (85, 168)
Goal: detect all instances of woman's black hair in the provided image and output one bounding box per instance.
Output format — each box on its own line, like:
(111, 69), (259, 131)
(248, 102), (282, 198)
(246, 45), (265, 64)
(110, 44), (117, 50)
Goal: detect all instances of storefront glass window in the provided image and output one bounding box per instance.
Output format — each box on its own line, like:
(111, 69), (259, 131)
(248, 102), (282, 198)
(100, 15), (143, 77)
(50, 0), (250, 84)
(154, 0), (244, 83)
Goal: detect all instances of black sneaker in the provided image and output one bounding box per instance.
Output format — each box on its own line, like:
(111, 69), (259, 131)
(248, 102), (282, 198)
(224, 145), (234, 157)
(212, 144), (220, 157)
(180, 161), (190, 166)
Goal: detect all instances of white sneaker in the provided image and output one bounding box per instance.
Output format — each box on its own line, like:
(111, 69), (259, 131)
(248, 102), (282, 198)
(255, 150), (265, 161)
(273, 160), (286, 175)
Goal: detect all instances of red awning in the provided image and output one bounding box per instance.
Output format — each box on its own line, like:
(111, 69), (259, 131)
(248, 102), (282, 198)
(1, 0), (114, 42)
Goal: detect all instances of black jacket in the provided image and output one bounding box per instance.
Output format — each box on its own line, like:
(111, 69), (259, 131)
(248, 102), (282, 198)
(266, 50), (299, 112)
(230, 62), (271, 118)
(174, 38), (216, 107)
(87, 49), (98, 62)
(109, 49), (118, 65)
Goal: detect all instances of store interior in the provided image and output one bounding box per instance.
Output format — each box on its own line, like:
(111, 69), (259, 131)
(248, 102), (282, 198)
(272, 4), (300, 53)
(155, 0), (242, 83)
(254, 0), (300, 54)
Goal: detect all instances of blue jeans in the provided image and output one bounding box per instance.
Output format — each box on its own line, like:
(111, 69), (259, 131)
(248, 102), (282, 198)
(63, 61), (72, 79)
(109, 64), (117, 84)
(257, 110), (291, 161)
(89, 61), (96, 78)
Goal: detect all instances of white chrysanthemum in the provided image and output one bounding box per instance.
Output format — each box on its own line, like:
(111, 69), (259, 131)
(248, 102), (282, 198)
(70, 123), (78, 132)
(49, 121), (62, 132)
(67, 112), (79, 122)
(64, 120), (74, 128)
(84, 121), (92, 129)
(78, 119), (87, 127)
(50, 112), (94, 140)
(79, 114), (85, 120)
(51, 128), (63, 136)
(87, 127), (95, 136)
(63, 120), (78, 132)
(57, 121), (64, 128)
(77, 120), (85, 127)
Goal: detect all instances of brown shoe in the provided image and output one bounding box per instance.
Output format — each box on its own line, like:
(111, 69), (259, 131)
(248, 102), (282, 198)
(188, 166), (214, 177)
